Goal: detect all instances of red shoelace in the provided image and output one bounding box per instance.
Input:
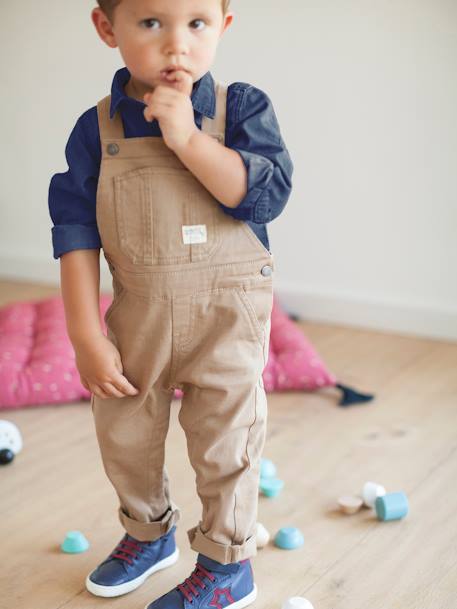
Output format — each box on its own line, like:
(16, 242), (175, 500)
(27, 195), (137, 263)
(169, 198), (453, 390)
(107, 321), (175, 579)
(177, 562), (216, 602)
(111, 536), (145, 565)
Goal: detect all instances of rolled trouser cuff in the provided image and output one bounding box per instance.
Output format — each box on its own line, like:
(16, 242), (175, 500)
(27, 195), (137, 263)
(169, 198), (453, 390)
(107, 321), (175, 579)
(187, 524), (257, 565)
(118, 502), (181, 541)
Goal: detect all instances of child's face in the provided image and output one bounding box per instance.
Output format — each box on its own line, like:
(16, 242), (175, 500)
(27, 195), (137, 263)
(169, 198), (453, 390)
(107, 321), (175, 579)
(93, 0), (233, 95)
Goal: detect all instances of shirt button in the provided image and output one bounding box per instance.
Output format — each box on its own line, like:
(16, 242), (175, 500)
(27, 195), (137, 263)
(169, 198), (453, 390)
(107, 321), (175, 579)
(107, 143), (120, 155)
(261, 265), (273, 277)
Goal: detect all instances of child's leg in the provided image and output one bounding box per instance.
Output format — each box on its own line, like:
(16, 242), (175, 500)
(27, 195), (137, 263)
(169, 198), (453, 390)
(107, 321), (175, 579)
(176, 288), (271, 564)
(92, 382), (180, 540)
(180, 377), (267, 564)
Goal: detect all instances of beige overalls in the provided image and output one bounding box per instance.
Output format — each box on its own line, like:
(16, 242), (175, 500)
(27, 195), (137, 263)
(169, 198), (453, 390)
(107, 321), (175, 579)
(92, 80), (274, 564)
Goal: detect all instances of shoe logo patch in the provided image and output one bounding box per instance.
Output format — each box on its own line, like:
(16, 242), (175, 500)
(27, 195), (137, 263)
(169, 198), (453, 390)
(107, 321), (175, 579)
(209, 587), (235, 608)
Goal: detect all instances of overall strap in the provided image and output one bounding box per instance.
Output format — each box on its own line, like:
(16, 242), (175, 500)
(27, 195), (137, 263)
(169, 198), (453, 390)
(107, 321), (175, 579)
(97, 95), (124, 140)
(201, 81), (227, 145)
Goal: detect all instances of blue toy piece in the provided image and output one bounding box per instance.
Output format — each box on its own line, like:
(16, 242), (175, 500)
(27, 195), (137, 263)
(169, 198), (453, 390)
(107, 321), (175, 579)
(274, 527), (304, 550)
(375, 492), (409, 521)
(336, 383), (375, 406)
(260, 458), (277, 479)
(61, 530), (90, 553)
(259, 477), (284, 498)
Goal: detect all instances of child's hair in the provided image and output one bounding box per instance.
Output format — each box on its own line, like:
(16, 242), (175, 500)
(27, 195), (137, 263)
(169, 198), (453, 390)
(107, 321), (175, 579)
(97, 0), (231, 22)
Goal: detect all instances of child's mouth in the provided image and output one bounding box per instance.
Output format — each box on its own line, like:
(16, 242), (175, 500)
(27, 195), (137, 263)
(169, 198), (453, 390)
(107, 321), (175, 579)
(160, 69), (177, 82)
(160, 67), (188, 77)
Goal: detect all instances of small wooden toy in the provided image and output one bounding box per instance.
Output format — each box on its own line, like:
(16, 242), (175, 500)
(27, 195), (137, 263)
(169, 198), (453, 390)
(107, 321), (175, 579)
(338, 495), (363, 514)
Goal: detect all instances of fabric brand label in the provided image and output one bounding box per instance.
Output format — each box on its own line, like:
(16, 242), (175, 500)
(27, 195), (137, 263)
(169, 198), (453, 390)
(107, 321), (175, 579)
(182, 224), (208, 244)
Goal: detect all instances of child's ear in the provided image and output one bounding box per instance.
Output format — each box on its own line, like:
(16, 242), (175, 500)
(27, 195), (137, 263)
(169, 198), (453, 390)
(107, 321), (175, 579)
(220, 12), (234, 35)
(91, 7), (118, 48)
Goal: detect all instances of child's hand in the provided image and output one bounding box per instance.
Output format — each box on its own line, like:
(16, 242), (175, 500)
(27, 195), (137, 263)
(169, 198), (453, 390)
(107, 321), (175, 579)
(143, 70), (197, 152)
(74, 334), (139, 399)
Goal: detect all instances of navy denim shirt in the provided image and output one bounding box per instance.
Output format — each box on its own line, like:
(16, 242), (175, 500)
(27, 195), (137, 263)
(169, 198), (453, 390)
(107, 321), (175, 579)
(49, 67), (293, 259)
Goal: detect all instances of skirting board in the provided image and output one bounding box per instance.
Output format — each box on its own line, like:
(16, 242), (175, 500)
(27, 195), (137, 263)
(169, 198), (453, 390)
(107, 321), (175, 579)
(1, 255), (456, 343)
(276, 280), (457, 343)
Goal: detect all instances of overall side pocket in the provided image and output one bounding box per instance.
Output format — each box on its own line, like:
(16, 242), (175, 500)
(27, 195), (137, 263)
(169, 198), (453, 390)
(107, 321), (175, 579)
(235, 281), (273, 346)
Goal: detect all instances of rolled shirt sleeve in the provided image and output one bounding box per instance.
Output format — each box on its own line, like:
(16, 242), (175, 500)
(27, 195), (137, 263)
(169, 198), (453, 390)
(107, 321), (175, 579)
(222, 83), (294, 224)
(48, 109), (102, 259)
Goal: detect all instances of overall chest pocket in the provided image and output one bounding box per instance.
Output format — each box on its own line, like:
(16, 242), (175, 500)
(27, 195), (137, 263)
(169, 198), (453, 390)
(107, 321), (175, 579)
(113, 166), (221, 266)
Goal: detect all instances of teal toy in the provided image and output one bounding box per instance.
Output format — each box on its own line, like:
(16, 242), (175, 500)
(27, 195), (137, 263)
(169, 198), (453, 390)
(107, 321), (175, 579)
(375, 492), (409, 521)
(274, 527), (304, 550)
(61, 531), (90, 553)
(260, 458), (277, 479)
(259, 477), (284, 498)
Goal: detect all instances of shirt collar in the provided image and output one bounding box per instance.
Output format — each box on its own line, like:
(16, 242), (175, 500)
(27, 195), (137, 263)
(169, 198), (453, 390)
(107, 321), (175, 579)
(109, 66), (216, 120)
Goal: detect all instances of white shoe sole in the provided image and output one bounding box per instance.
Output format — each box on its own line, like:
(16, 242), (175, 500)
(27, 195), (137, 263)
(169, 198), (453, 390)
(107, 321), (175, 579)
(229, 585), (258, 608)
(86, 547), (180, 598)
(143, 583), (257, 609)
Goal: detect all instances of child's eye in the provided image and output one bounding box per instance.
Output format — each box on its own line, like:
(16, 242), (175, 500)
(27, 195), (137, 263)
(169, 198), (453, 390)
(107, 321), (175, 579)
(141, 18), (160, 29)
(140, 18), (206, 31)
(190, 19), (206, 31)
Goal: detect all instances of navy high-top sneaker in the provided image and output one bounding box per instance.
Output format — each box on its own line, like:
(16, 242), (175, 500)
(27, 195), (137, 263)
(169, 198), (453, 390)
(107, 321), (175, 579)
(86, 526), (179, 597)
(144, 553), (257, 608)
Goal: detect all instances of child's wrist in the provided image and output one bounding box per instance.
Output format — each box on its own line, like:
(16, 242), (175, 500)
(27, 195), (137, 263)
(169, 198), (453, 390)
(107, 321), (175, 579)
(172, 126), (200, 156)
(70, 328), (105, 350)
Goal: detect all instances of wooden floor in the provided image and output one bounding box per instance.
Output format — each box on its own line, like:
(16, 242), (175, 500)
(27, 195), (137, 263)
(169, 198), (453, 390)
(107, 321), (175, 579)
(1, 280), (456, 609)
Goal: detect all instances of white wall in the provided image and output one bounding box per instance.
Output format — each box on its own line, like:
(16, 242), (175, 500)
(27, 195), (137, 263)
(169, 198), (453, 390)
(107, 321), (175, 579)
(1, 0), (456, 340)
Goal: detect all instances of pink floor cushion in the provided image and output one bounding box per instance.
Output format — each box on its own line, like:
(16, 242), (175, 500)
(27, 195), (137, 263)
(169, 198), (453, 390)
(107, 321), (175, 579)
(0, 295), (110, 409)
(0, 294), (373, 409)
(263, 296), (337, 391)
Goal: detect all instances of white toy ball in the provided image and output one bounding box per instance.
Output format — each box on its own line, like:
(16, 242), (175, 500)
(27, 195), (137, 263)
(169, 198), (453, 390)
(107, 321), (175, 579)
(256, 522), (270, 549)
(282, 597), (315, 609)
(362, 481), (386, 508)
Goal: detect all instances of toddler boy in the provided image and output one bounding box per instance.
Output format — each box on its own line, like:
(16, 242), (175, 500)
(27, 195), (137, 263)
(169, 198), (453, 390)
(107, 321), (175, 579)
(49, 0), (293, 607)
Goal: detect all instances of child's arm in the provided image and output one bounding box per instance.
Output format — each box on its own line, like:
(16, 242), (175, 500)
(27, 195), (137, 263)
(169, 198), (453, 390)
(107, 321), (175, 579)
(174, 131), (247, 209)
(60, 249), (139, 399)
(173, 84), (294, 220)
(50, 111), (138, 400)
(143, 73), (292, 219)
(60, 249), (103, 345)
(143, 73), (247, 209)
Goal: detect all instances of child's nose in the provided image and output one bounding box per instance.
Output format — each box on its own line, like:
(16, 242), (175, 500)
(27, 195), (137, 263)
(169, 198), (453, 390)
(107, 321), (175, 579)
(163, 31), (190, 56)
